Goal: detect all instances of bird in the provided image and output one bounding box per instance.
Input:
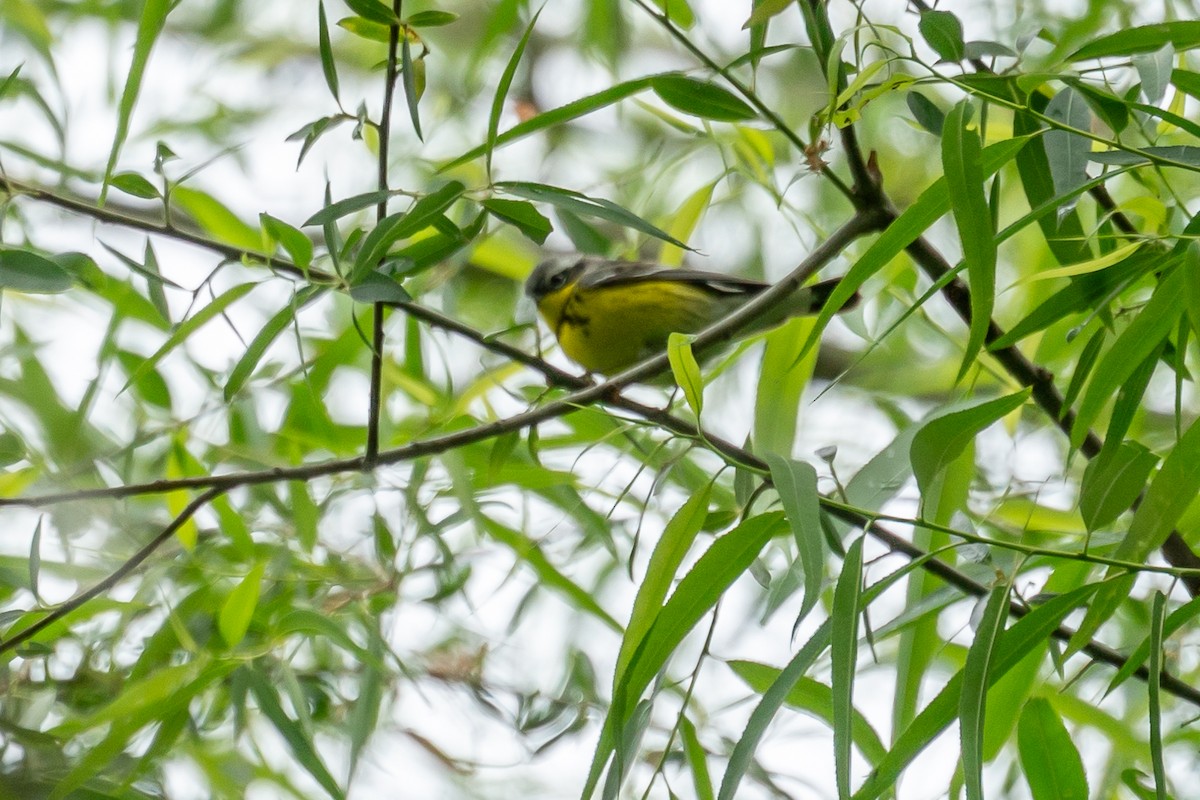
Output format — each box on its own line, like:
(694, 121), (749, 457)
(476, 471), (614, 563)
(524, 256), (859, 375)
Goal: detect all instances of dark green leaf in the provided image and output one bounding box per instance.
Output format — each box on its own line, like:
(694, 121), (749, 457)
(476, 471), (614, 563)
(318, 1), (340, 102)
(496, 181), (687, 247)
(1070, 21), (1200, 60)
(650, 73), (756, 121)
(1043, 86), (1092, 217)
(342, 0), (399, 25)
(400, 31), (422, 139)
(907, 92), (944, 135)
(487, 10), (540, 176)
(765, 456), (824, 622)
(910, 391), (1030, 494)
(1080, 442), (1158, 532)
(0, 248), (74, 293)
(482, 198), (552, 244)
(831, 537), (864, 800)
(961, 584), (1011, 800)
(303, 190), (395, 226)
(348, 271), (411, 303)
(919, 9), (965, 62)
(1017, 698), (1089, 800)
(406, 10), (458, 26)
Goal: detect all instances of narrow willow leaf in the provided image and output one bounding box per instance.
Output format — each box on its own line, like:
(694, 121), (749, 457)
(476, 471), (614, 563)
(482, 197), (552, 244)
(439, 77), (655, 172)
(244, 667), (345, 799)
(1105, 595), (1200, 695)
(765, 456), (825, 622)
(680, 716), (715, 800)
(317, 1), (340, 102)
(1071, 268), (1184, 446)
(496, 181), (687, 247)
(650, 73), (756, 121)
(218, 563), (265, 648)
(122, 282), (257, 393)
(907, 92), (945, 135)
(0, 248), (74, 293)
(755, 316), (816, 456)
(1070, 413), (1200, 652)
(743, 0), (794, 29)
(1017, 697), (1088, 800)
(800, 135), (1031, 359)
(587, 513), (787, 799)
(172, 187), (262, 251)
(667, 332), (704, 415)
(941, 100), (995, 378)
(342, 0), (399, 25)
(1043, 86), (1092, 218)
(101, 0), (171, 200)
(225, 286), (324, 401)
(615, 484), (713, 683)
(400, 34), (422, 139)
(487, 10), (540, 176)
(852, 584), (1100, 800)
(1080, 442), (1158, 532)
(1148, 591), (1167, 799)
(1134, 42), (1174, 104)
(961, 583), (1012, 800)
(731, 662), (887, 765)
(831, 537), (864, 800)
(1070, 21), (1200, 60)
(484, 518), (620, 631)
(910, 390), (1030, 495)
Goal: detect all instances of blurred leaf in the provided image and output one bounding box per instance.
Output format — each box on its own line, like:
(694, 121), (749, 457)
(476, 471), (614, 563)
(1134, 42), (1174, 104)
(218, 563), (264, 648)
(960, 584), (1011, 800)
(1043, 86), (1092, 219)
(907, 92), (945, 135)
(172, 187), (262, 251)
(303, 189), (395, 226)
(667, 332), (704, 415)
(496, 181), (687, 247)
(260, 213), (314, 270)
(1147, 592), (1167, 798)
(743, 0), (794, 29)
(342, 0), (399, 25)
(482, 198), (552, 244)
(0, 248), (73, 293)
(487, 10), (539, 176)
(831, 537), (864, 799)
(317, 1), (340, 102)
(400, 32), (423, 139)
(1070, 21), (1200, 60)
(407, 10), (458, 26)
(101, 0), (172, 200)
(1080, 442), (1158, 532)
(110, 171), (160, 199)
(919, 9), (965, 62)
(650, 74), (756, 121)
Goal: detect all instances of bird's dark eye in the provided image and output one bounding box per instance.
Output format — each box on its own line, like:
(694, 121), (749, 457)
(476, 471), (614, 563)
(547, 270), (568, 289)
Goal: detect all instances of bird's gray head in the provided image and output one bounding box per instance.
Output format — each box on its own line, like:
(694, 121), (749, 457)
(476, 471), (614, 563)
(524, 257), (592, 302)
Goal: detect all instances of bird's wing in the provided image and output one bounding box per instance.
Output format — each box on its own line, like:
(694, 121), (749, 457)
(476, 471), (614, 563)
(578, 260), (768, 296)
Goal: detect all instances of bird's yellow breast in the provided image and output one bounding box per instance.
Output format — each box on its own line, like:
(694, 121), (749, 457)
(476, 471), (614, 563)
(536, 280), (718, 374)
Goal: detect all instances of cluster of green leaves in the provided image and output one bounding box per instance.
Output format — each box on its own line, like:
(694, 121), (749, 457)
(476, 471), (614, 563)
(7, 0), (1200, 798)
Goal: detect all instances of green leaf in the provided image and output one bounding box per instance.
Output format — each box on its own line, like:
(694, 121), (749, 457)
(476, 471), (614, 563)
(172, 186), (262, 251)
(439, 77), (656, 172)
(910, 390), (1030, 495)
(122, 282), (257, 393)
(667, 332), (704, 414)
(729, 661), (887, 766)
(110, 171), (161, 199)
(1088, 144), (1200, 167)
(303, 189), (395, 226)
(487, 10), (540, 176)
(342, 0), (399, 25)
(495, 181), (687, 247)
(1072, 267), (1184, 445)
(219, 562), (264, 648)
(1148, 591), (1167, 799)
(348, 270), (412, 303)
(1105, 594), (1200, 696)
(1017, 698), (1089, 800)
(482, 198), (552, 244)
(1069, 21), (1200, 60)
(801, 135), (1031, 359)
(317, 1), (340, 102)
(852, 584), (1100, 800)
(1134, 42), (1174, 104)
(400, 30), (423, 140)
(589, 513), (787, 799)
(1043, 86), (1092, 217)
(961, 584), (1012, 800)
(260, 213), (314, 270)
(225, 286), (324, 401)
(483, 518), (620, 632)
(941, 100), (996, 379)
(615, 484), (712, 683)
(919, 9), (965, 62)
(831, 537), (864, 800)
(1080, 442), (1158, 532)
(244, 667), (346, 799)
(907, 92), (945, 135)
(680, 715), (715, 800)
(765, 456), (825, 623)
(407, 9), (458, 26)
(650, 73), (756, 121)
(101, 0), (171, 201)
(0, 248), (74, 293)
(1171, 68), (1200, 100)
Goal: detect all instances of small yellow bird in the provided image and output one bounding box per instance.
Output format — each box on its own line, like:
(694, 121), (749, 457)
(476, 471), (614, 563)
(525, 256), (858, 375)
